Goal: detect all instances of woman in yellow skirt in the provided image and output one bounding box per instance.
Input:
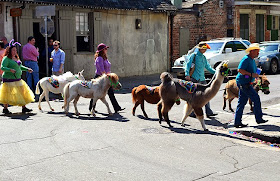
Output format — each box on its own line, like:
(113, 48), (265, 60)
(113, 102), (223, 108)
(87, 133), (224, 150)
(0, 39), (34, 114)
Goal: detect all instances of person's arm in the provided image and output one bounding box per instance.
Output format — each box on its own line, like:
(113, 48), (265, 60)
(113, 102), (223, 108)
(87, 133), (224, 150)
(204, 57), (216, 74)
(185, 53), (195, 80)
(238, 69), (258, 78)
(1, 57), (12, 72)
(59, 51), (65, 73)
(31, 46), (39, 57)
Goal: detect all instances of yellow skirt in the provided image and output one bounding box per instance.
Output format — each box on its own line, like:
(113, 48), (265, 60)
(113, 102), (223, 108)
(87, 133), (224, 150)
(0, 80), (35, 106)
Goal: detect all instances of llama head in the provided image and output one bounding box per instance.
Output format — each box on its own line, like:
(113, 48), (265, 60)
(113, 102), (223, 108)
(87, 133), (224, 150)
(160, 72), (173, 83)
(217, 60), (231, 78)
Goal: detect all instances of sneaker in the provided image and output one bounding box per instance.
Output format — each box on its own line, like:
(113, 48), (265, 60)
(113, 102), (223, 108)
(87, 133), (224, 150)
(115, 107), (125, 113)
(234, 123), (248, 128)
(22, 107), (32, 113)
(206, 113), (218, 118)
(257, 119), (268, 124)
(3, 108), (12, 114)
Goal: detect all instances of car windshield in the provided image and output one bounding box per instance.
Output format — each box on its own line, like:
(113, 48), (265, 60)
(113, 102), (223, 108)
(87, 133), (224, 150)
(242, 40), (251, 46)
(187, 42), (224, 55)
(260, 44), (278, 53)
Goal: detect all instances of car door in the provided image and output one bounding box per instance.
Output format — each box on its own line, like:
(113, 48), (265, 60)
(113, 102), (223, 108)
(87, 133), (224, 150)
(223, 41), (237, 69)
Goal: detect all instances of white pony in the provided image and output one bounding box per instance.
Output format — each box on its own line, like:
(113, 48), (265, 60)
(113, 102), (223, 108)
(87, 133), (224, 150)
(63, 73), (121, 116)
(35, 70), (85, 111)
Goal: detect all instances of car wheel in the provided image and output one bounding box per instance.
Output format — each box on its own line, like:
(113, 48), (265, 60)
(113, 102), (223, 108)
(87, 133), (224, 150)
(270, 59), (278, 74)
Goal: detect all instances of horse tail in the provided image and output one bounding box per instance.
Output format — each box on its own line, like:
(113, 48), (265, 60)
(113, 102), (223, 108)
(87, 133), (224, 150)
(63, 83), (71, 108)
(132, 87), (138, 103)
(35, 80), (41, 95)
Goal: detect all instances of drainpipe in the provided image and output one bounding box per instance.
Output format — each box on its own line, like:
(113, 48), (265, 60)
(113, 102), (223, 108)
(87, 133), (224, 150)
(169, 12), (174, 72)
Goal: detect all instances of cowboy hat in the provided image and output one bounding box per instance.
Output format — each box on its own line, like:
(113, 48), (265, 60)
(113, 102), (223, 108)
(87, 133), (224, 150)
(245, 43), (260, 53)
(197, 42), (211, 49)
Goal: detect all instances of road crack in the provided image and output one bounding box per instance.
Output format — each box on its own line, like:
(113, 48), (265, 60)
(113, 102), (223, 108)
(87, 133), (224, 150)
(4, 146), (112, 171)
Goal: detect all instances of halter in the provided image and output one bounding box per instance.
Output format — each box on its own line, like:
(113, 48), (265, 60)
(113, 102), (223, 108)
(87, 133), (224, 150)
(74, 75), (79, 80)
(221, 68), (230, 77)
(256, 79), (269, 90)
(178, 80), (197, 93)
(109, 77), (119, 89)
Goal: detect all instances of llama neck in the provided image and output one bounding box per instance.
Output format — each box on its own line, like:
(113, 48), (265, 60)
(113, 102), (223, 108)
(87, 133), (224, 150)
(205, 73), (224, 99)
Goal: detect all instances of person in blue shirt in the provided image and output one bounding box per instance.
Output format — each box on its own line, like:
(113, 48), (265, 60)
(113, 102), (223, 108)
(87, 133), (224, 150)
(51, 40), (65, 76)
(234, 43), (268, 128)
(41, 38), (54, 76)
(185, 42), (217, 118)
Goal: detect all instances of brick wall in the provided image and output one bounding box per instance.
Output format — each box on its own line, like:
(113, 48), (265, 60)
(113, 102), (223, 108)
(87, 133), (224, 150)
(171, 0), (228, 62)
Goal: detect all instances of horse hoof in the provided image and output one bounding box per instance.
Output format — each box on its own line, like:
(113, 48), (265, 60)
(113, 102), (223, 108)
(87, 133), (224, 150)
(204, 129), (209, 132)
(109, 113), (113, 116)
(181, 124), (185, 127)
(75, 112), (80, 116)
(168, 125), (173, 128)
(38, 107), (41, 110)
(51, 109), (54, 111)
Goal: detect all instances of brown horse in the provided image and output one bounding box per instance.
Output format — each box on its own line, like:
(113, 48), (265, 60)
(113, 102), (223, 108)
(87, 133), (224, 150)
(223, 74), (270, 112)
(132, 85), (180, 118)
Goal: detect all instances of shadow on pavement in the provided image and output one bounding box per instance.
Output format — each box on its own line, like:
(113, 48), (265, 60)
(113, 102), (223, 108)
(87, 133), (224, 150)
(0, 113), (37, 121)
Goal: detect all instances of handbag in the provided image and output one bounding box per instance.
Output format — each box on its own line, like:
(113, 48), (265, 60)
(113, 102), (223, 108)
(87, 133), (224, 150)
(189, 53), (196, 77)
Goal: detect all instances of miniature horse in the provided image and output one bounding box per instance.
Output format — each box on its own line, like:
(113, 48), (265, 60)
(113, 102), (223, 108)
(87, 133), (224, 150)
(63, 73), (121, 116)
(223, 74), (270, 112)
(132, 85), (180, 118)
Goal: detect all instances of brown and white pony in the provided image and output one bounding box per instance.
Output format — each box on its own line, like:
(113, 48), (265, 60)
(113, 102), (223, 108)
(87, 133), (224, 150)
(223, 74), (270, 112)
(132, 85), (180, 118)
(63, 73), (121, 116)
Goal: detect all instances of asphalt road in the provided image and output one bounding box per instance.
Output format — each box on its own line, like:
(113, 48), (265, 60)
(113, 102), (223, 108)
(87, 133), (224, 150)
(0, 74), (279, 181)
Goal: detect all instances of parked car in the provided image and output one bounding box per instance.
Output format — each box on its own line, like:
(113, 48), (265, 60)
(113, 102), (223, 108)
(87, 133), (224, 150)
(257, 41), (280, 74)
(172, 38), (251, 78)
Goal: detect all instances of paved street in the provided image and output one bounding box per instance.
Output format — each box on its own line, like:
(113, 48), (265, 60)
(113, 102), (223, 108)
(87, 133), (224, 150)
(0, 73), (279, 181)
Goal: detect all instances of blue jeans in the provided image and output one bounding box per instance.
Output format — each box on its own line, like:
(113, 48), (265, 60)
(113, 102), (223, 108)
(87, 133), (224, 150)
(24, 60), (39, 92)
(234, 83), (263, 125)
(190, 79), (214, 116)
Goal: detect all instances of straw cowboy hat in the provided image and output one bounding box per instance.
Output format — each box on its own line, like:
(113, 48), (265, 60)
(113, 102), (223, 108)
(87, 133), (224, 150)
(245, 43), (260, 53)
(197, 42), (211, 49)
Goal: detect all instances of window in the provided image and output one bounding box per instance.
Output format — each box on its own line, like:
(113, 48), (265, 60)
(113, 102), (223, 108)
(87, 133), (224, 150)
(240, 14), (249, 40)
(234, 41), (247, 51)
(76, 12), (90, 52)
(273, 16), (276, 30)
(224, 41), (236, 52)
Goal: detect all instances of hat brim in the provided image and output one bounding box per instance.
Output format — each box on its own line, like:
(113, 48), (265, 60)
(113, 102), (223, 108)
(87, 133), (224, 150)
(245, 47), (260, 53)
(96, 46), (109, 53)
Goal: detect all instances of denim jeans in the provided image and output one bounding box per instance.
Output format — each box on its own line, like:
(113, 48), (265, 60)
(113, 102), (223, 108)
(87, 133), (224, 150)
(190, 78), (214, 116)
(234, 83), (263, 125)
(24, 60), (39, 92)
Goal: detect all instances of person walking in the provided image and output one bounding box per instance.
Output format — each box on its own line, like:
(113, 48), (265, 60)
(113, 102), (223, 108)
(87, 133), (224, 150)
(234, 43), (268, 128)
(88, 43), (125, 113)
(22, 36), (39, 92)
(50, 40), (65, 76)
(185, 42), (217, 118)
(0, 39), (34, 114)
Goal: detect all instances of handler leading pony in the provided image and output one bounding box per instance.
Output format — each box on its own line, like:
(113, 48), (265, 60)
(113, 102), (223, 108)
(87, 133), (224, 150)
(63, 73), (121, 116)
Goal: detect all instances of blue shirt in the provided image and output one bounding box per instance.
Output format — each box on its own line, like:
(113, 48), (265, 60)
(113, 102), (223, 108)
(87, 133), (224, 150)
(236, 55), (257, 85)
(184, 51), (215, 81)
(51, 48), (65, 72)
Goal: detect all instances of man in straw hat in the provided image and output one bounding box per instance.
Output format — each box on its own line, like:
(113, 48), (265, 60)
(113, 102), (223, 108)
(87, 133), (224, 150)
(234, 43), (268, 128)
(185, 42), (217, 118)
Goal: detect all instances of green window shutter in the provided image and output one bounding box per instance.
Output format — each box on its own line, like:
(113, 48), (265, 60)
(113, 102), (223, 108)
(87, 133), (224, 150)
(271, 30), (278, 41)
(267, 15), (272, 30)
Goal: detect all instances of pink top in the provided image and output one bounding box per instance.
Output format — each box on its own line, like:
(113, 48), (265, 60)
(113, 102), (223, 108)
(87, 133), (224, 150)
(22, 43), (39, 61)
(0, 49), (5, 75)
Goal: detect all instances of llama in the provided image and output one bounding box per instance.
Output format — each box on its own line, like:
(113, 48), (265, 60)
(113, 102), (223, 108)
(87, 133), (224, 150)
(132, 85), (180, 118)
(63, 73), (121, 116)
(223, 74), (270, 112)
(158, 61), (230, 131)
(35, 70), (85, 111)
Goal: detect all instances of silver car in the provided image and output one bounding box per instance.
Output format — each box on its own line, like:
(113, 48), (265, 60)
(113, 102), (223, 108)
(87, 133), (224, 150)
(172, 38), (251, 77)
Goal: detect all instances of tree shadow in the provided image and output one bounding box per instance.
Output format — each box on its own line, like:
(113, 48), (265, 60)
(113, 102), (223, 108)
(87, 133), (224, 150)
(0, 112), (37, 121)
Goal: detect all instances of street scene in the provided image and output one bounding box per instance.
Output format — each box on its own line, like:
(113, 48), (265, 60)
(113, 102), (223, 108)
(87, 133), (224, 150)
(1, 0), (280, 181)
